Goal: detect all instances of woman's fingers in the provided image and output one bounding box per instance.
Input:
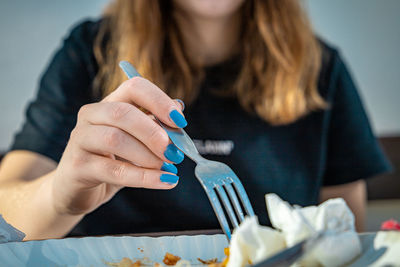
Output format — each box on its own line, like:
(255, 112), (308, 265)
(103, 77), (187, 128)
(77, 102), (184, 164)
(80, 153), (179, 190)
(76, 124), (168, 171)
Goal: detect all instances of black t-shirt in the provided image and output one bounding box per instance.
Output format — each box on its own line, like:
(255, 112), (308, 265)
(10, 20), (391, 236)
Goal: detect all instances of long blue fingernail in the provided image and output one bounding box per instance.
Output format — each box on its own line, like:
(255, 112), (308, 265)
(161, 162), (178, 174)
(164, 144), (184, 164)
(160, 174), (179, 184)
(169, 110), (187, 128)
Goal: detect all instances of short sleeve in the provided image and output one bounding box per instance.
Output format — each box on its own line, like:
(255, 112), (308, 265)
(9, 20), (100, 162)
(323, 51), (392, 186)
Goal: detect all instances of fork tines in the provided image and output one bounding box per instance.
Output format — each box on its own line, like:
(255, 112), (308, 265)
(207, 177), (254, 240)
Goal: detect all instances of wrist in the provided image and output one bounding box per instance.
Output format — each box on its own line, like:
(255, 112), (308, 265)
(17, 171), (83, 240)
(40, 171), (84, 218)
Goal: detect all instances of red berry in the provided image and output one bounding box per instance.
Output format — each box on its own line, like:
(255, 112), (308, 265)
(381, 219), (400, 231)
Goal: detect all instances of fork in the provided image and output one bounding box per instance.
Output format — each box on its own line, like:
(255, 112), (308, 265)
(119, 61), (255, 240)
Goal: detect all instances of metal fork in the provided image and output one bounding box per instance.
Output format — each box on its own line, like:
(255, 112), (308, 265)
(119, 61), (255, 240)
(160, 122), (255, 240)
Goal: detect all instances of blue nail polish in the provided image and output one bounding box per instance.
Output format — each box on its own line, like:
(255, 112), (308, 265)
(160, 174), (179, 184)
(161, 162), (178, 174)
(169, 110), (187, 128)
(164, 144), (185, 164)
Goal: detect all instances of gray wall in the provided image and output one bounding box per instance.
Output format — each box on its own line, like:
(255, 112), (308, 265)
(306, 0), (400, 136)
(1, 0), (399, 151)
(0, 0), (108, 151)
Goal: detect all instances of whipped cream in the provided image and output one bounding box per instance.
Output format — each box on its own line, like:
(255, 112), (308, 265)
(227, 194), (361, 267)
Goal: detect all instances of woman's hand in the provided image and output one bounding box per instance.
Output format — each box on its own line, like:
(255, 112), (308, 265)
(52, 77), (186, 216)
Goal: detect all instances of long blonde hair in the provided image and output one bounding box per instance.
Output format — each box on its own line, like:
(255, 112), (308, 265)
(94, 0), (326, 125)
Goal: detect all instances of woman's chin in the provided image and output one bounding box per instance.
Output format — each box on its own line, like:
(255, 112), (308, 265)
(172, 0), (245, 20)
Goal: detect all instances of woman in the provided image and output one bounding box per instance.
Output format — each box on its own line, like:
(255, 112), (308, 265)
(0, 0), (390, 240)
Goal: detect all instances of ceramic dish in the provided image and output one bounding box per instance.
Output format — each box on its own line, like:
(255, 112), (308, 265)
(0, 232), (399, 266)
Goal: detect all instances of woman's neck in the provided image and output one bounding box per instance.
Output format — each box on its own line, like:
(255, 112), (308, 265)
(173, 9), (242, 67)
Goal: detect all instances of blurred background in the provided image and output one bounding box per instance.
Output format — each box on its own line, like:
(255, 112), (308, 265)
(0, 0), (399, 230)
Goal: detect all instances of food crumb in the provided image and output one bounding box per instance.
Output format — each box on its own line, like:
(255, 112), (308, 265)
(163, 252), (181, 265)
(107, 258), (141, 267)
(132, 260), (141, 267)
(220, 247), (229, 267)
(197, 258), (217, 264)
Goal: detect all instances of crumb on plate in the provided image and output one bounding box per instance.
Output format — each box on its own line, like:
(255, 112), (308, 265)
(163, 252), (181, 265)
(108, 257), (141, 267)
(197, 257), (217, 264)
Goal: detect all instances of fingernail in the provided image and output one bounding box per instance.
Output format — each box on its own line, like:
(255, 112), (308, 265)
(164, 144), (184, 164)
(160, 174), (179, 185)
(161, 162), (178, 174)
(174, 99), (185, 111)
(169, 110), (187, 128)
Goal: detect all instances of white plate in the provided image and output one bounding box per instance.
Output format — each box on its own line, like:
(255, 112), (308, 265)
(347, 232), (400, 266)
(0, 234), (228, 266)
(0, 232), (399, 266)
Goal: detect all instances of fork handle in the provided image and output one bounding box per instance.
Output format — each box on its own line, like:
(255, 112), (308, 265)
(157, 122), (206, 164)
(119, 61), (204, 163)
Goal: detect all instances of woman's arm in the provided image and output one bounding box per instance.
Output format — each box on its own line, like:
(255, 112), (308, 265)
(320, 179), (367, 232)
(0, 151), (84, 240)
(0, 77), (186, 241)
